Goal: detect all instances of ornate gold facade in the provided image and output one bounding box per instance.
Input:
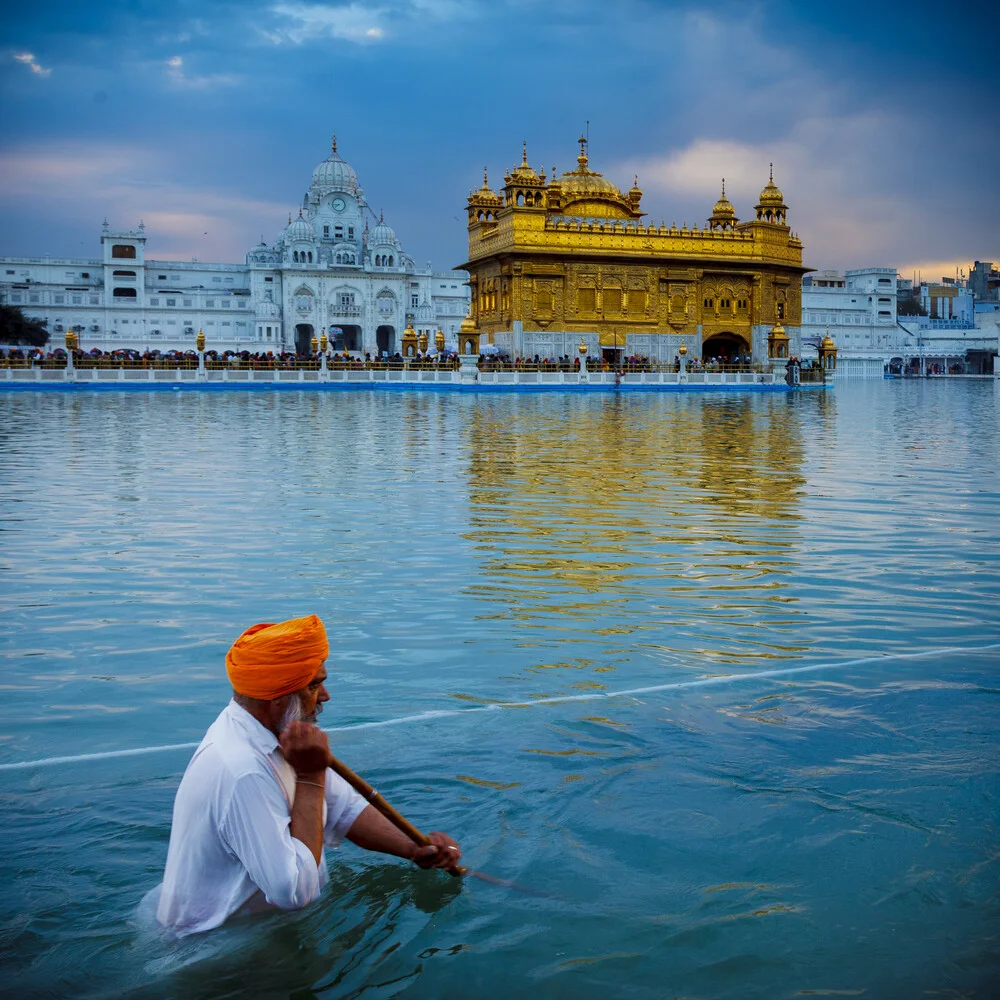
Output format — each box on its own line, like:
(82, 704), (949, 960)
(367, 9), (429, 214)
(457, 141), (810, 360)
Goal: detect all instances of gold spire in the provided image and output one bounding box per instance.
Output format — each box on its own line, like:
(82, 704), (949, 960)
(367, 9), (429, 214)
(331, 133), (338, 153)
(577, 135), (589, 171)
(522, 141), (528, 167)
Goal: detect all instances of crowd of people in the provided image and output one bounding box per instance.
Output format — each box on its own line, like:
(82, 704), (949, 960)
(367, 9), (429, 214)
(0, 347), (464, 371)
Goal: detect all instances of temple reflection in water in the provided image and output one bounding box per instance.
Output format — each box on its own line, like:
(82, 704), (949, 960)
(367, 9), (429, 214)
(461, 391), (835, 676)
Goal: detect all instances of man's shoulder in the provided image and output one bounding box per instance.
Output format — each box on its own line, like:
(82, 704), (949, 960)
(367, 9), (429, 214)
(185, 706), (274, 787)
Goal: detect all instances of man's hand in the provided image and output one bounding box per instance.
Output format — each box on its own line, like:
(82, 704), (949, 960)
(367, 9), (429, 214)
(279, 720), (330, 779)
(411, 831), (462, 870)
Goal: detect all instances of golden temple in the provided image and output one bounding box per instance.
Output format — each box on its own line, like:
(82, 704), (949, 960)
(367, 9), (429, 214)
(457, 139), (809, 363)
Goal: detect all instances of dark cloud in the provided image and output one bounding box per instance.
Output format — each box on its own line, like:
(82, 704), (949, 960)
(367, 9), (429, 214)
(1, 0), (995, 275)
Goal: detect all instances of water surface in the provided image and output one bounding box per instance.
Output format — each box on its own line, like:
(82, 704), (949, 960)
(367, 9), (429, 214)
(1, 381), (998, 998)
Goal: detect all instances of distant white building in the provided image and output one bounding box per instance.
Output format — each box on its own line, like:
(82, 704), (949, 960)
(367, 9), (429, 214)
(0, 138), (470, 356)
(801, 266), (997, 376)
(801, 267), (900, 359)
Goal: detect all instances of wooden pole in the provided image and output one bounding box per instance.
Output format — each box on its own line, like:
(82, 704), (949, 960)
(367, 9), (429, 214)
(326, 752), (466, 877)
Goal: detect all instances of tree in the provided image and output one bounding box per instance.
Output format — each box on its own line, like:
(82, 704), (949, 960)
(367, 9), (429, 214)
(0, 304), (50, 347)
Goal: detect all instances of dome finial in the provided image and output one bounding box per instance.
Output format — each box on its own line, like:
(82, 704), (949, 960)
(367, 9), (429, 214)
(769, 162), (773, 183)
(331, 133), (338, 153)
(721, 177), (726, 197)
(578, 135), (588, 169)
(522, 141), (528, 166)
(483, 165), (489, 187)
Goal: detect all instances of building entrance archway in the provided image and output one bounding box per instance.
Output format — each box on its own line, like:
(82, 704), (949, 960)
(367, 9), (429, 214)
(376, 325), (395, 356)
(330, 325), (361, 353)
(294, 324), (314, 355)
(702, 331), (750, 362)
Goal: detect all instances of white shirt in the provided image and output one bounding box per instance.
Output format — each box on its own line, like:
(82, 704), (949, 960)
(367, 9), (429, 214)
(154, 700), (368, 936)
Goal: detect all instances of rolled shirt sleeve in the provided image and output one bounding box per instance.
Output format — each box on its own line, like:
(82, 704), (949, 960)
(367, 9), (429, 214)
(220, 771), (322, 911)
(324, 769), (368, 845)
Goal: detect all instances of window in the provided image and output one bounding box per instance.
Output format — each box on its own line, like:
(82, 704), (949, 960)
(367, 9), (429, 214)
(603, 288), (622, 312)
(222, 321), (231, 327)
(206, 299), (214, 307)
(348, 226), (354, 239)
(222, 301), (231, 308)
(166, 319), (177, 325)
(224, 278), (234, 284)
(170, 275), (179, 282)
(113, 288), (137, 298)
(5, 269), (13, 275)
(704, 297), (713, 308)
(264, 276), (273, 283)
(323, 225), (329, 237)
(10, 293), (21, 303)
(335, 226), (343, 238)
(55, 294), (65, 304)
(158, 275), (167, 280)
(411, 294), (419, 307)
(113, 269), (136, 277)
(150, 298), (159, 305)
(212, 277), (222, 283)
(238, 300), (246, 308)
(81, 272), (89, 279)
(578, 288), (596, 312)
(627, 289), (645, 313)
(72, 295), (82, 305)
(166, 298), (176, 306)
(183, 299), (192, 307)
(112, 245), (136, 259)
(65, 271), (75, 279)
(29, 293), (39, 303)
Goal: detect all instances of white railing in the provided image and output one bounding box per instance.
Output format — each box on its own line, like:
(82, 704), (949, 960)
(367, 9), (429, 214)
(3, 367), (786, 388)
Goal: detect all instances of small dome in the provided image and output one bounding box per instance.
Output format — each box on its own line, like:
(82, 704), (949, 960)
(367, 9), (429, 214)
(256, 297), (280, 319)
(369, 214), (397, 246)
(311, 135), (359, 194)
(821, 331), (836, 350)
(285, 210), (315, 242)
(711, 179), (737, 219)
(758, 165), (785, 206)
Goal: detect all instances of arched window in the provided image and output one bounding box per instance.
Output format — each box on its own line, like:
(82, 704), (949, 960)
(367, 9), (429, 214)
(113, 287), (137, 297)
(112, 269), (136, 277)
(388, 255), (393, 266)
(307, 252), (312, 263)
(111, 245), (136, 259)
(336, 253), (342, 264)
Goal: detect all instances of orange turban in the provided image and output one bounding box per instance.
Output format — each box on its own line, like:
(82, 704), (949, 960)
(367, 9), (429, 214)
(226, 614), (329, 701)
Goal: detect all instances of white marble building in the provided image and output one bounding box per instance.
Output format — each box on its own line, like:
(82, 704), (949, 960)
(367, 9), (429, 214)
(0, 138), (470, 356)
(801, 267), (901, 357)
(801, 266), (997, 375)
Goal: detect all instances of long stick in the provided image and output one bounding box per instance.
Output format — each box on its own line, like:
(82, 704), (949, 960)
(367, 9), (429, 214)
(326, 751), (466, 877)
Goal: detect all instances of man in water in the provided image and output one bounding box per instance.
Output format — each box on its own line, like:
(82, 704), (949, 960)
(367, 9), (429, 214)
(155, 614), (461, 936)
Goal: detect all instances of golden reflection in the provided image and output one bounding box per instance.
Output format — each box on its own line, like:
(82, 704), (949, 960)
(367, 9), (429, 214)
(461, 396), (813, 652)
(455, 774), (520, 790)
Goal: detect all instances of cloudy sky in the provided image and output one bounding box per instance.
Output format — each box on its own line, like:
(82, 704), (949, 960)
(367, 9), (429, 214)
(1, 0), (996, 281)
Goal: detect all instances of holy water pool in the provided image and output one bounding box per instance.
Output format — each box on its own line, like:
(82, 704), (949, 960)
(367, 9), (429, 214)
(1, 381), (998, 998)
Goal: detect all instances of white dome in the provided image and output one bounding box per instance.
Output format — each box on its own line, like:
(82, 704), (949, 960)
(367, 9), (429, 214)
(256, 297), (280, 319)
(285, 213), (315, 242)
(311, 138), (359, 194)
(369, 217), (397, 246)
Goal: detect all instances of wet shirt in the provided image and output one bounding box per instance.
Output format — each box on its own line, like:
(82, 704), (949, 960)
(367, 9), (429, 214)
(155, 700), (367, 936)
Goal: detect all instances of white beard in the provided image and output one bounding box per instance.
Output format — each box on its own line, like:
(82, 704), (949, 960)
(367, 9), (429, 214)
(276, 694), (303, 734)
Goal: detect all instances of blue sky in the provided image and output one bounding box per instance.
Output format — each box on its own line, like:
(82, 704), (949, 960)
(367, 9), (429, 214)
(1, 0), (996, 280)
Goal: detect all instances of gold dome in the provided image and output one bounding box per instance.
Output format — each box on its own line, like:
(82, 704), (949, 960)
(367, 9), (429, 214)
(758, 164), (785, 206)
(821, 330), (836, 350)
(712, 179), (736, 218)
(509, 142), (540, 184)
(459, 308), (477, 333)
(555, 136), (638, 218)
